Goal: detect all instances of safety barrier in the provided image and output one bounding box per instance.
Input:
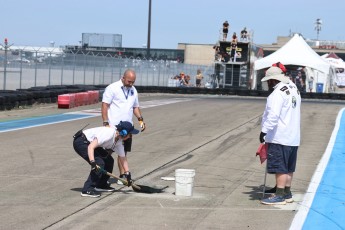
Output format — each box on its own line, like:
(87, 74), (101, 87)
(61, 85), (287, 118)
(2, 85), (345, 111)
(74, 92), (89, 107)
(88, 91), (99, 104)
(58, 91), (100, 109)
(58, 94), (76, 109)
(0, 85), (104, 111)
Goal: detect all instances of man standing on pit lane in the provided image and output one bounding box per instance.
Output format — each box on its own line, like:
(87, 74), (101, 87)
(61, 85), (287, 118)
(101, 69), (146, 184)
(259, 66), (301, 205)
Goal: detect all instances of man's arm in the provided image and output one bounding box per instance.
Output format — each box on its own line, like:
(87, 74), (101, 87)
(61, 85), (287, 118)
(87, 139), (99, 162)
(133, 107), (146, 132)
(88, 138), (101, 172)
(133, 107), (142, 119)
(101, 102), (110, 126)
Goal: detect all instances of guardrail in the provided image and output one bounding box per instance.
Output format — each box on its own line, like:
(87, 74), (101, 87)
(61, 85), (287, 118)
(1, 86), (345, 111)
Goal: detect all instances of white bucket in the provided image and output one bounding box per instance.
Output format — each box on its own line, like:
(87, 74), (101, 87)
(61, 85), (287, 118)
(175, 169), (195, 196)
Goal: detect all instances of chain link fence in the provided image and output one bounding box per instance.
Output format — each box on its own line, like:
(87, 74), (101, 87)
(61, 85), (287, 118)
(0, 49), (213, 90)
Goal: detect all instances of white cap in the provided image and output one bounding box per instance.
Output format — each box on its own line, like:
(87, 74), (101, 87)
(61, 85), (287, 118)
(261, 66), (289, 84)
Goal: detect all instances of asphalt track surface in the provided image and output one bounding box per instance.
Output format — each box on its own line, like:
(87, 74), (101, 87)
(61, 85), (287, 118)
(0, 94), (344, 230)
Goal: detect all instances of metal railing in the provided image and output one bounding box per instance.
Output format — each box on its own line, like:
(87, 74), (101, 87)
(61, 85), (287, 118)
(0, 49), (212, 90)
(306, 40), (345, 50)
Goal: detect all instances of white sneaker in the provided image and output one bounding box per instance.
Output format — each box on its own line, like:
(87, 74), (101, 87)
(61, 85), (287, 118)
(116, 174), (126, 185)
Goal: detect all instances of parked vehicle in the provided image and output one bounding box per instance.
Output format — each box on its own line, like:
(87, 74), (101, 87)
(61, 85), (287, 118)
(12, 58), (31, 64)
(0, 56), (10, 65)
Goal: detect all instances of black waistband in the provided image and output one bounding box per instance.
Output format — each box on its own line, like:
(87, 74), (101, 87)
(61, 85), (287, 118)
(82, 134), (90, 143)
(75, 133), (90, 144)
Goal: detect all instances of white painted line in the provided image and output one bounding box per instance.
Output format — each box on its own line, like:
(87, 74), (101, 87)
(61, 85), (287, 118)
(289, 107), (345, 230)
(72, 98), (196, 115)
(161, 177), (175, 181)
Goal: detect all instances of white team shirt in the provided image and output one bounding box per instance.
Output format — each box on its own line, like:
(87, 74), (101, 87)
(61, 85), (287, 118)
(261, 80), (301, 146)
(83, 127), (126, 157)
(102, 79), (139, 127)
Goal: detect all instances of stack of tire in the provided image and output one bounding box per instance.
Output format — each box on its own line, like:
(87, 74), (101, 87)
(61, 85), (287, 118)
(0, 85), (105, 111)
(0, 90), (32, 111)
(22, 86), (52, 104)
(0, 91), (17, 111)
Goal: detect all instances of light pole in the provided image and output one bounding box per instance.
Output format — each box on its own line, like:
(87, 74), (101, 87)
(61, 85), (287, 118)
(315, 18), (322, 40)
(146, 0), (152, 59)
(1, 38), (10, 90)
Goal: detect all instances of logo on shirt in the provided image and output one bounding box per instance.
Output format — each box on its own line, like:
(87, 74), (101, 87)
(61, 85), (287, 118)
(280, 86), (290, 95)
(292, 96), (297, 108)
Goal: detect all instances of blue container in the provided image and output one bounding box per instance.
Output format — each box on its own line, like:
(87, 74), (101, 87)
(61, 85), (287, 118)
(316, 83), (323, 93)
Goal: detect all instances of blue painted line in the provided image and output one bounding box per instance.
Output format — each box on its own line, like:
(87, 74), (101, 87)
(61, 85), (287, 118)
(290, 108), (345, 230)
(0, 98), (190, 133)
(302, 109), (345, 230)
(0, 113), (94, 133)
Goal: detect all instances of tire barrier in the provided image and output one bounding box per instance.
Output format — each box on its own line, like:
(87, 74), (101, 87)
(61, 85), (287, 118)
(0, 85), (101, 111)
(1, 85), (345, 111)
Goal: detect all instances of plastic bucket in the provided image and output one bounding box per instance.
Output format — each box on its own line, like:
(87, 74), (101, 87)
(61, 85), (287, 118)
(175, 169), (195, 196)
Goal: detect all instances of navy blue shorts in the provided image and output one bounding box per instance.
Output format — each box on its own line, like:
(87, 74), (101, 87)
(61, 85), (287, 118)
(266, 143), (298, 174)
(124, 137), (132, 153)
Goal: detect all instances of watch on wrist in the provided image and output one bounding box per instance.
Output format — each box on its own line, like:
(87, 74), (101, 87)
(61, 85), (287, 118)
(103, 121), (109, 126)
(138, 116), (144, 121)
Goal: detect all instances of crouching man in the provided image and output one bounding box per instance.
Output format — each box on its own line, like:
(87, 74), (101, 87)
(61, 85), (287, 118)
(73, 121), (139, 198)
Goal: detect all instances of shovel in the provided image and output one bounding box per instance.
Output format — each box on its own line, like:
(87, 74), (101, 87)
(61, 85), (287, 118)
(96, 166), (167, 194)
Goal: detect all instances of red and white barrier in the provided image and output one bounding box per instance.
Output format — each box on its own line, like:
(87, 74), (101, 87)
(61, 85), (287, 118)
(58, 90), (100, 109)
(88, 90), (99, 104)
(57, 94), (76, 109)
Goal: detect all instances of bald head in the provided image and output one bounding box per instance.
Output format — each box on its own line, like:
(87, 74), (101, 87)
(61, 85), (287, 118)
(122, 69), (136, 87)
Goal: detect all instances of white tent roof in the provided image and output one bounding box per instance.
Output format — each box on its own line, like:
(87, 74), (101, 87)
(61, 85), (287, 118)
(254, 34), (331, 74)
(321, 53), (345, 69)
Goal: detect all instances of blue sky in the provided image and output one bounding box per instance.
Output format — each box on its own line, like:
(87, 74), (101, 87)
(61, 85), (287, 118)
(1, 0), (344, 49)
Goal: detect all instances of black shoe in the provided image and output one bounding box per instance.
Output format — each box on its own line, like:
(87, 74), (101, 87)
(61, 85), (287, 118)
(94, 185), (116, 192)
(265, 186), (277, 194)
(81, 189), (101, 198)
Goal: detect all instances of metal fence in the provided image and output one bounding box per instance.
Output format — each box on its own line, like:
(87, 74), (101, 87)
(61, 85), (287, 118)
(0, 49), (213, 90)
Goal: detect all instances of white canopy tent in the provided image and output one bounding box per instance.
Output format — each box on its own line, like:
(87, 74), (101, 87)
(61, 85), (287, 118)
(321, 53), (345, 69)
(322, 53), (345, 87)
(254, 34), (335, 92)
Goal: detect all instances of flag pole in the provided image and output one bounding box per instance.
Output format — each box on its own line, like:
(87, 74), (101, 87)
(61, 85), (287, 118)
(262, 162), (267, 198)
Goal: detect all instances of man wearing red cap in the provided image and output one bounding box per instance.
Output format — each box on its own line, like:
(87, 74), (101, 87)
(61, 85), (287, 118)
(259, 66), (301, 205)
